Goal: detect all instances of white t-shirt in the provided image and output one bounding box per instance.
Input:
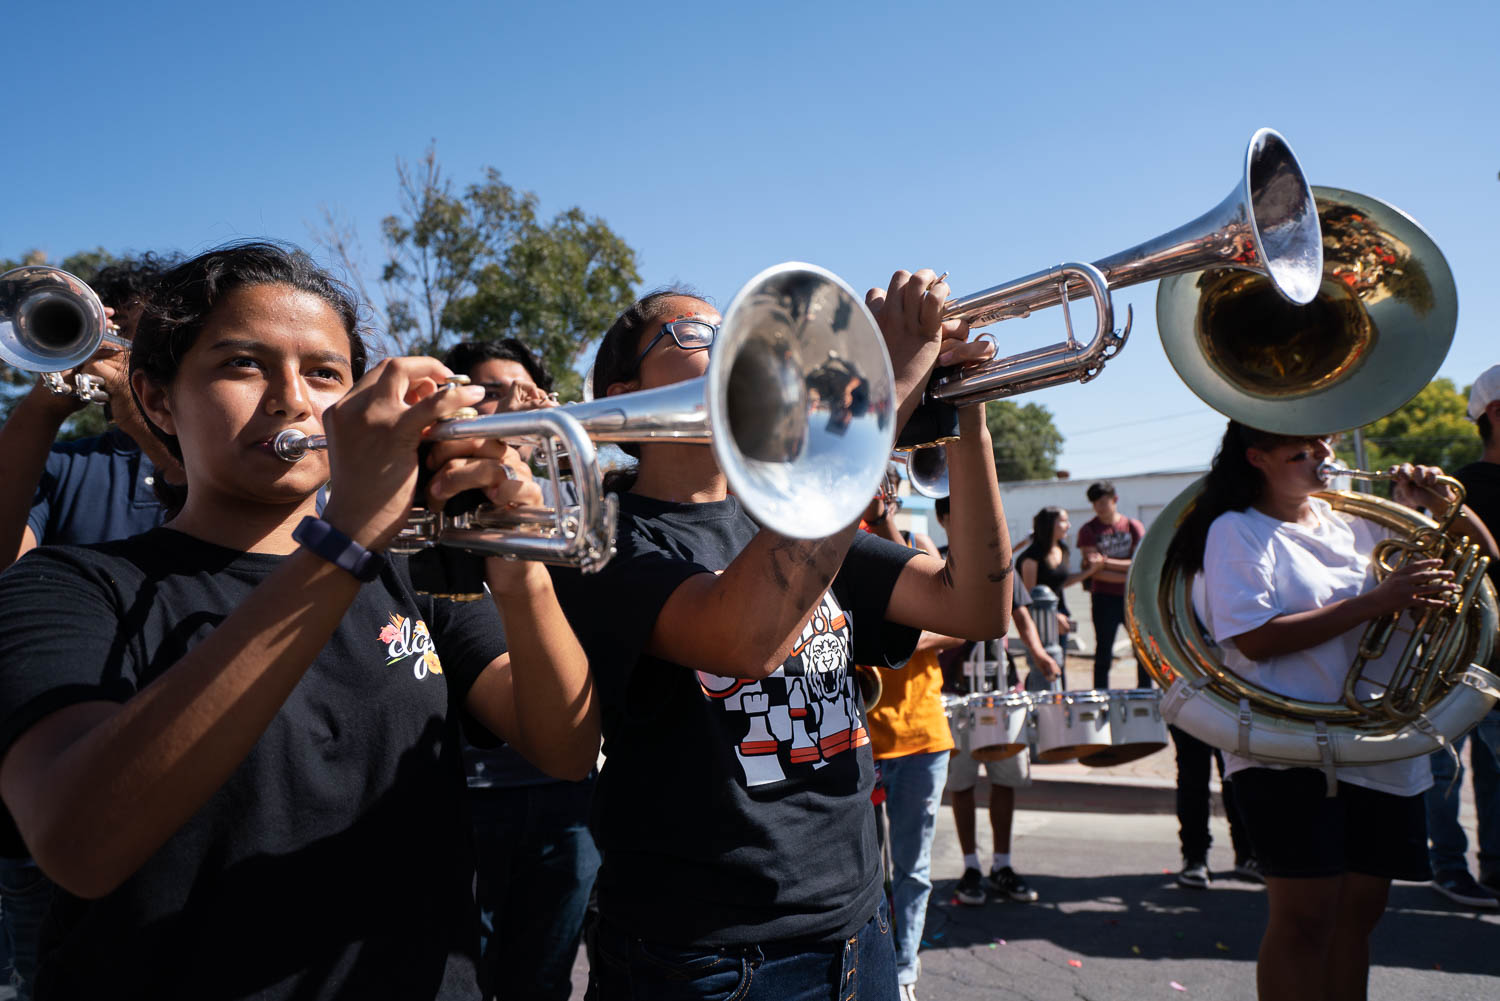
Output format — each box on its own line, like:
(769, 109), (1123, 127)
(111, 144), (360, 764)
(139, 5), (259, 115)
(1197, 498), (1432, 797)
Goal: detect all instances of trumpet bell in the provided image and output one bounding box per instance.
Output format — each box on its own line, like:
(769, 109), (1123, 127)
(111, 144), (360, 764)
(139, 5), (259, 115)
(709, 263), (896, 538)
(1157, 187), (1457, 435)
(0, 266), (112, 373)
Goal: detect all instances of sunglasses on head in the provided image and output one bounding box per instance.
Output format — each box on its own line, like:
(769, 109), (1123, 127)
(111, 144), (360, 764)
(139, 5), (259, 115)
(634, 318), (719, 368)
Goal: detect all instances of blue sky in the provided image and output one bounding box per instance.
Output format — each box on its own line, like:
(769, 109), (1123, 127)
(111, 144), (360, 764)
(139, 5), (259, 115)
(6, 0), (1497, 476)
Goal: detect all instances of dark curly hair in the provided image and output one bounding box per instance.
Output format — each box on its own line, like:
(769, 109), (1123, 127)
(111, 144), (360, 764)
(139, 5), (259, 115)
(1167, 421), (1304, 574)
(129, 241), (368, 461)
(443, 338), (552, 391)
(91, 252), (182, 318)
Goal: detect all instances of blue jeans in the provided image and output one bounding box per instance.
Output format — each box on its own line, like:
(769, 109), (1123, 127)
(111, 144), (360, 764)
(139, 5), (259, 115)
(586, 899), (896, 1001)
(0, 856), (51, 1001)
(876, 751), (948, 986)
(1424, 709), (1500, 881)
(470, 779), (600, 1001)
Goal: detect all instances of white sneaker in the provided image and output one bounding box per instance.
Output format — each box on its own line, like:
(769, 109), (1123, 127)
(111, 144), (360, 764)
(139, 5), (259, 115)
(899, 984), (918, 1001)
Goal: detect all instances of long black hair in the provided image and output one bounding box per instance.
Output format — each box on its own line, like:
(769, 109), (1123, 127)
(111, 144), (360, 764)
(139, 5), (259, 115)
(590, 285), (705, 493)
(130, 241), (369, 463)
(1168, 420), (1303, 573)
(1017, 506), (1068, 569)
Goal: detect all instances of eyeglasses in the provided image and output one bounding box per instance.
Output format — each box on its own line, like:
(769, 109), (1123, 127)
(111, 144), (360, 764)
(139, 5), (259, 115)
(634, 319), (719, 368)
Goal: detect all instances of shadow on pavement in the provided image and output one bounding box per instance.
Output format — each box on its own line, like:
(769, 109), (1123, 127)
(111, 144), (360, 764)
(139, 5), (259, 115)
(915, 871), (1500, 977)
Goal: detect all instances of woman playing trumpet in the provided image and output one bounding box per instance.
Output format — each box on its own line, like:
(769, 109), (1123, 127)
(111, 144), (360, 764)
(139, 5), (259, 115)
(550, 270), (1009, 1001)
(1170, 421), (1496, 1001)
(0, 242), (596, 1000)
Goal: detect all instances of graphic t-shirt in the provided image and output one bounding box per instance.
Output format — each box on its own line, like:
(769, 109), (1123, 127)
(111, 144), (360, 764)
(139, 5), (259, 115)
(1077, 515), (1145, 596)
(0, 528), (507, 1000)
(28, 429), (164, 546)
(549, 493), (920, 947)
(1198, 500), (1430, 797)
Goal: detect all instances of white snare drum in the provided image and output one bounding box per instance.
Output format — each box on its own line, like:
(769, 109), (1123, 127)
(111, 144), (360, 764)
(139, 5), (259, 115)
(1033, 690), (1112, 762)
(1080, 688), (1168, 766)
(967, 692), (1033, 762)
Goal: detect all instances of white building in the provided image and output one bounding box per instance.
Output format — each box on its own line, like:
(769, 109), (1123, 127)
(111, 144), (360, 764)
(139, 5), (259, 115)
(901, 467), (1207, 556)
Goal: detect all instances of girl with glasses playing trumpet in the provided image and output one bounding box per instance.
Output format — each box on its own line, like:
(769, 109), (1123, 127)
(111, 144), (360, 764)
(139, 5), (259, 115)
(0, 242), (597, 1001)
(550, 270), (1009, 1001)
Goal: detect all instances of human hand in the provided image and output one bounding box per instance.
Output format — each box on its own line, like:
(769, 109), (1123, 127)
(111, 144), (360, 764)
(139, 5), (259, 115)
(1368, 557), (1457, 616)
(1057, 613), (1072, 634)
(1389, 463), (1456, 513)
(1035, 650), (1062, 681)
(863, 270), (951, 414)
(319, 357), (486, 550)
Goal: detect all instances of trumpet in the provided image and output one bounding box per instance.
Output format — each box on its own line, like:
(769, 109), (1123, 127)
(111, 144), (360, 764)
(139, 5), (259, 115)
(0, 266), (129, 404)
(275, 262), (898, 576)
(889, 444), (948, 499)
(898, 128), (1323, 448)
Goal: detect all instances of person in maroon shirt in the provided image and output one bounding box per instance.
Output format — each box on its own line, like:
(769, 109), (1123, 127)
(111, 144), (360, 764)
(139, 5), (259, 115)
(1076, 481), (1145, 690)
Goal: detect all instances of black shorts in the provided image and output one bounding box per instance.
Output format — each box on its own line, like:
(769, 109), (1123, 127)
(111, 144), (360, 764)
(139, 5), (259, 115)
(1229, 767), (1431, 882)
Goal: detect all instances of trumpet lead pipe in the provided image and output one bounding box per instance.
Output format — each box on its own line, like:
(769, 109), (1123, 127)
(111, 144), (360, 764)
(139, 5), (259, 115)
(273, 430), (327, 461)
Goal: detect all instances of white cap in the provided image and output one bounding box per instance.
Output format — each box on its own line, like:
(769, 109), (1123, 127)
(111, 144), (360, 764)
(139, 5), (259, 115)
(1469, 365), (1500, 421)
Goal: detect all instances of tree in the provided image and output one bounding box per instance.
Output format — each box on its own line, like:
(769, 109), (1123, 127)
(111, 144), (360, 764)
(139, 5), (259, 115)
(1, 248), (121, 439)
(985, 399), (1065, 481)
(1335, 377), (1479, 474)
(315, 146), (641, 400)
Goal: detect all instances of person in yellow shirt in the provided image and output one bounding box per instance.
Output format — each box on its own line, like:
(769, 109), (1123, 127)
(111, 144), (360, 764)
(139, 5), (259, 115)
(861, 493), (963, 1001)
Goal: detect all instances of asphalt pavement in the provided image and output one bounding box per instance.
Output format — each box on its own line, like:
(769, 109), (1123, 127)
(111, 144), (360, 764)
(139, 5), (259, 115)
(566, 644), (1500, 999)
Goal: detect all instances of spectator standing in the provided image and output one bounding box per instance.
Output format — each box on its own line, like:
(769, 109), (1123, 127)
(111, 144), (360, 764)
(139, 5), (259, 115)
(1077, 481), (1146, 690)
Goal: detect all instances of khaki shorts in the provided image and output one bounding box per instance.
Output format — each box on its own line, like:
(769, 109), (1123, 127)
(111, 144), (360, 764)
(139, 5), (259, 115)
(946, 716), (1031, 792)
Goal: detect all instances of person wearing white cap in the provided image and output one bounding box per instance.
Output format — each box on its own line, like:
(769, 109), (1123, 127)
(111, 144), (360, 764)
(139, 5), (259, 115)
(1424, 369), (1500, 907)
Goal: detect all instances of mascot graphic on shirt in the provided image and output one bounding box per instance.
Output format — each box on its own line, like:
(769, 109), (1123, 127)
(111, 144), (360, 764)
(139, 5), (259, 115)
(697, 590), (868, 787)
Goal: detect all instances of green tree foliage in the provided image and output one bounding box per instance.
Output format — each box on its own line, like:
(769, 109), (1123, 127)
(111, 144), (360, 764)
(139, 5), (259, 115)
(1, 248), (120, 439)
(985, 399), (1065, 481)
(316, 146), (640, 401)
(1334, 377), (1480, 474)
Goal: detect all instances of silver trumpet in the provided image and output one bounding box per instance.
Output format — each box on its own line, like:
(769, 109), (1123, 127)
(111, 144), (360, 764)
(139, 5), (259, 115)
(275, 262), (898, 571)
(889, 445), (949, 498)
(0, 266), (129, 404)
(900, 128), (1323, 446)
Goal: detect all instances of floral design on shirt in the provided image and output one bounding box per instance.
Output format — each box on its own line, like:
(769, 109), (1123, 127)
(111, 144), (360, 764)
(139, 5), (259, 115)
(377, 612), (443, 679)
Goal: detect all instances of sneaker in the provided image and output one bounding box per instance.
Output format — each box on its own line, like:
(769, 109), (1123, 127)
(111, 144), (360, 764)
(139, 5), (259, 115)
(955, 866), (987, 906)
(984, 866), (1039, 902)
(1431, 871), (1500, 909)
(1177, 861), (1211, 889)
(899, 985), (918, 1001)
(1232, 858), (1266, 885)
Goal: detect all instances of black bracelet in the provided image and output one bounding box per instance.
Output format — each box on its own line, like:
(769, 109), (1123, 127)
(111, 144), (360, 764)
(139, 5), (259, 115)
(292, 516), (386, 582)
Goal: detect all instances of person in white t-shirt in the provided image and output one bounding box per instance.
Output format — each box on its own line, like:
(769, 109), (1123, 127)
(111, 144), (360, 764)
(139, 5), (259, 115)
(1167, 420), (1497, 1001)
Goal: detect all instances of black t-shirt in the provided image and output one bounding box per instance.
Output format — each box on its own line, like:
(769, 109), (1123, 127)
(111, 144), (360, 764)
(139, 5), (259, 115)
(0, 528), (507, 1001)
(1456, 461), (1500, 590)
(550, 493), (919, 947)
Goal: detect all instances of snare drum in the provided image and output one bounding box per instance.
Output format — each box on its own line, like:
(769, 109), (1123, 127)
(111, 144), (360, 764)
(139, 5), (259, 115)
(1033, 690), (1112, 762)
(967, 692), (1033, 762)
(1080, 689), (1168, 766)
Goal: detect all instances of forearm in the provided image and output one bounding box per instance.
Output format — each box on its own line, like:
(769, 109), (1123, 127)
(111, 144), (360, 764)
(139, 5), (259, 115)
(484, 562), (598, 780)
(651, 523), (861, 678)
(1230, 592), (1384, 661)
(930, 405), (1011, 635)
(914, 629), (966, 655)
(15, 553), (359, 897)
(0, 389), (70, 567)
(1454, 505), (1500, 563)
